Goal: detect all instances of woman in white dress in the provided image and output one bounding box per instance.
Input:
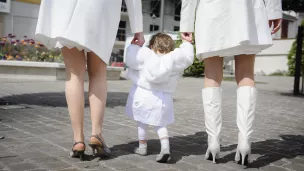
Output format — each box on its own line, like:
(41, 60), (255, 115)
(180, 0), (282, 165)
(35, 0), (145, 160)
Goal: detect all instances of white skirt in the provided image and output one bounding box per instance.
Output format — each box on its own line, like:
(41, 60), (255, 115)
(35, 0), (122, 64)
(126, 85), (174, 127)
(195, 0), (273, 60)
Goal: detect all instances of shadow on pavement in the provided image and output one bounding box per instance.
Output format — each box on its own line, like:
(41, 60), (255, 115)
(110, 131), (209, 163)
(110, 134), (304, 168)
(0, 91), (129, 108)
(280, 92), (304, 98)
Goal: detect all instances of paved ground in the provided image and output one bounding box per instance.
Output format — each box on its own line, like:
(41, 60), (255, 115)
(0, 76), (303, 171)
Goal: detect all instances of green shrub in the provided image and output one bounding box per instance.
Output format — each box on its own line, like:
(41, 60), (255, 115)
(269, 70), (288, 76)
(175, 33), (204, 77)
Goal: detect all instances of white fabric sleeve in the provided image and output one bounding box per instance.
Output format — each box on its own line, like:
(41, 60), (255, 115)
(170, 42), (194, 72)
(180, 0), (198, 32)
(125, 45), (150, 70)
(125, 0), (143, 33)
(264, 0), (282, 20)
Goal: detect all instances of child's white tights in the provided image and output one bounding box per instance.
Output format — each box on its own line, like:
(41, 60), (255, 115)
(137, 122), (170, 150)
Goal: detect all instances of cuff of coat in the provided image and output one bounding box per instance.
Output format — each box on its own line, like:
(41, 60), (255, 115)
(131, 25), (143, 33)
(180, 24), (194, 33)
(267, 11), (282, 20)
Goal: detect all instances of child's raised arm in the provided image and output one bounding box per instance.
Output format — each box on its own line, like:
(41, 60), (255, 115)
(144, 42), (194, 84)
(170, 42), (194, 72)
(125, 44), (151, 70)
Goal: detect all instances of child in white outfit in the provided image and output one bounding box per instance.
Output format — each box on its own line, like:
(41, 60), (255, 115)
(125, 33), (194, 163)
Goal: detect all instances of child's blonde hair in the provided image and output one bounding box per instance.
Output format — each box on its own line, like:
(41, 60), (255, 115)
(149, 33), (175, 54)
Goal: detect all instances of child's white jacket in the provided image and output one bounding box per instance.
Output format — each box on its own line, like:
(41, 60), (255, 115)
(125, 42), (194, 93)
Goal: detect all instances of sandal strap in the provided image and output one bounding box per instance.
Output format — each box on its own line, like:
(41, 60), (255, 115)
(90, 135), (102, 142)
(90, 135), (108, 148)
(72, 141), (85, 150)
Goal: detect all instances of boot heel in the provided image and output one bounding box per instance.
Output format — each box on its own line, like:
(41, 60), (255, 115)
(240, 150), (250, 165)
(206, 147), (220, 163)
(236, 148), (250, 165)
(210, 149), (219, 164)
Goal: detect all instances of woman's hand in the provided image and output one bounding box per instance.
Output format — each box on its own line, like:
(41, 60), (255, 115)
(131, 32), (145, 46)
(181, 32), (193, 43)
(269, 18), (282, 34)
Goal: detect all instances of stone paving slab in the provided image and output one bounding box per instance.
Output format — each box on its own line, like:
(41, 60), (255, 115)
(0, 77), (303, 171)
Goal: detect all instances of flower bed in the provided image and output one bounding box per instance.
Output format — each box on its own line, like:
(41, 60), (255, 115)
(0, 34), (63, 62)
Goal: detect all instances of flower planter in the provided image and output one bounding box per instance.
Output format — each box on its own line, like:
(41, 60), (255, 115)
(0, 61), (124, 81)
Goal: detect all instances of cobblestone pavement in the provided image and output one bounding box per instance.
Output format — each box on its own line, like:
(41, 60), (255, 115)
(0, 76), (303, 171)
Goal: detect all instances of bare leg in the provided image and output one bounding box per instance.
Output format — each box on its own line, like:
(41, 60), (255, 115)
(62, 47), (86, 150)
(234, 54), (255, 87)
(86, 52), (107, 141)
(204, 57), (224, 88)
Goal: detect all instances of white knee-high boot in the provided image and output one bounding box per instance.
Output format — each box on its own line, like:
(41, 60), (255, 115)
(235, 86), (257, 165)
(202, 87), (222, 163)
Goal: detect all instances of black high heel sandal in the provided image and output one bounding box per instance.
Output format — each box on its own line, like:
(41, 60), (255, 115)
(70, 141), (86, 161)
(89, 135), (111, 157)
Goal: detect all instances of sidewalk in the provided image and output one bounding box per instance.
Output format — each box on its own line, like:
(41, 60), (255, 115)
(0, 77), (303, 171)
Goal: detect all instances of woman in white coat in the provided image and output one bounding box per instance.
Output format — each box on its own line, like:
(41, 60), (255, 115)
(35, 0), (145, 160)
(180, 0), (282, 165)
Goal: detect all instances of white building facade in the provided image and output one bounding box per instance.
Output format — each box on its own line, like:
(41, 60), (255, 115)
(0, 0), (303, 75)
(0, 0), (182, 64)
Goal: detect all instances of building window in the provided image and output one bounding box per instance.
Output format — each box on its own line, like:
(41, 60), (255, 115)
(150, 0), (160, 18)
(110, 49), (124, 64)
(174, 26), (180, 32)
(174, 1), (181, 21)
(116, 21), (126, 41)
(121, 0), (127, 12)
(281, 19), (289, 39)
(150, 25), (159, 32)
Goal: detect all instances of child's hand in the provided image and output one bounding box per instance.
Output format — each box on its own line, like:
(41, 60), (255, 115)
(181, 32), (193, 43)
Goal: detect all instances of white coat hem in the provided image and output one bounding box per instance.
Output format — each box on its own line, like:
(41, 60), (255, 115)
(196, 43), (272, 60)
(35, 34), (93, 54)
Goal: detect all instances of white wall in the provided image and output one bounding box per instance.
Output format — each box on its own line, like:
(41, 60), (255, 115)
(255, 39), (294, 75)
(254, 56), (289, 75)
(226, 39), (295, 75)
(2, 1), (39, 39)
